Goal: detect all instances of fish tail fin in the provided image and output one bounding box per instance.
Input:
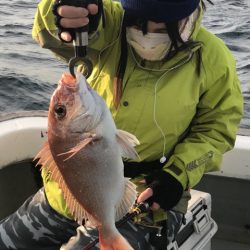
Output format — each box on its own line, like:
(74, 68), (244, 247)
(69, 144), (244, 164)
(100, 232), (133, 250)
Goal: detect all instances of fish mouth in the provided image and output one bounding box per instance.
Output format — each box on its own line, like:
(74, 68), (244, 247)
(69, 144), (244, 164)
(58, 73), (92, 95)
(59, 73), (79, 91)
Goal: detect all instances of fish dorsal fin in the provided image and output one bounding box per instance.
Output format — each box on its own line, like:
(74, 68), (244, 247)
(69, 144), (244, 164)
(57, 134), (96, 161)
(116, 130), (140, 160)
(115, 178), (137, 221)
(34, 141), (91, 225)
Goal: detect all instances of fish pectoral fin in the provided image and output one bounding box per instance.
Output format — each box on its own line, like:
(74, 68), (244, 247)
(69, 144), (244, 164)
(115, 178), (137, 221)
(57, 134), (97, 161)
(116, 130), (140, 160)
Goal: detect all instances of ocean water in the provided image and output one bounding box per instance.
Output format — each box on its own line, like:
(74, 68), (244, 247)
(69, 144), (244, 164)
(0, 0), (249, 128)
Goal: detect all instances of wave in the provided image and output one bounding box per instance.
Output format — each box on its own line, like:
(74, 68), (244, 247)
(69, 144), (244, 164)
(0, 51), (60, 63)
(0, 24), (32, 30)
(0, 74), (54, 112)
(4, 31), (27, 37)
(0, 11), (12, 16)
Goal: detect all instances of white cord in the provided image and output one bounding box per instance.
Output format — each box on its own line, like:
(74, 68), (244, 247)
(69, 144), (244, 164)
(129, 49), (193, 163)
(89, 13), (193, 163)
(128, 45), (168, 72)
(153, 72), (169, 163)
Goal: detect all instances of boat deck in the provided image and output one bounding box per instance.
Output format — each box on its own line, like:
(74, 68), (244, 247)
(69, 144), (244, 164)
(212, 238), (250, 250)
(197, 173), (250, 250)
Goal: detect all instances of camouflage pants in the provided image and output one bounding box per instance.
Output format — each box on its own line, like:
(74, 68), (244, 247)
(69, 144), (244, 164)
(62, 210), (184, 250)
(0, 188), (183, 250)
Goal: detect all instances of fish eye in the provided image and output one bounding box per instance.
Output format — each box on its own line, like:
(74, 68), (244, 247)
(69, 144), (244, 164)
(54, 104), (66, 119)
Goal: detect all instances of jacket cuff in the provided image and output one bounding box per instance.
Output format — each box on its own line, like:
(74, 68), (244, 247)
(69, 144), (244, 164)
(164, 159), (189, 190)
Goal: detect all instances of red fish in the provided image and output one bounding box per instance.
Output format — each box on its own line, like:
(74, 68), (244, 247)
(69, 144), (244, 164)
(35, 73), (139, 249)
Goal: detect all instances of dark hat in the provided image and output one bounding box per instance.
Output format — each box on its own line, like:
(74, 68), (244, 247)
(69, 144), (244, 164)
(120, 0), (200, 22)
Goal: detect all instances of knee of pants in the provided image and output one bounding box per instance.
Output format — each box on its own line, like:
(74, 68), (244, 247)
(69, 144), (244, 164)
(0, 188), (78, 249)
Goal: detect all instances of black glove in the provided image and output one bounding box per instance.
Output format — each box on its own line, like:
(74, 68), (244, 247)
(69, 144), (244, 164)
(145, 169), (183, 210)
(52, 0), (104, 42)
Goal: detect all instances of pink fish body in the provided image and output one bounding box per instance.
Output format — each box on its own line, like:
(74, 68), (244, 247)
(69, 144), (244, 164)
(35, 73), (139, 249)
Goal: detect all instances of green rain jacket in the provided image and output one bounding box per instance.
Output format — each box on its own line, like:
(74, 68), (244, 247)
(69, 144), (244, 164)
(32, 0), (243, 219)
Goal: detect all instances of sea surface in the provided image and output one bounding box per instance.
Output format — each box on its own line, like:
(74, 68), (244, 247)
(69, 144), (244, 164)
(0, 0), (249, 128)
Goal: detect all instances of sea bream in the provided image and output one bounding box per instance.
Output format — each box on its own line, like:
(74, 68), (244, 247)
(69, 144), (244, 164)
(35, 72), (139, 249)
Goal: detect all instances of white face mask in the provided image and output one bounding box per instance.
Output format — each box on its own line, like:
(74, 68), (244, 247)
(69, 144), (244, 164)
(126, 8), (199, 61)
(126, 27), (171, 61)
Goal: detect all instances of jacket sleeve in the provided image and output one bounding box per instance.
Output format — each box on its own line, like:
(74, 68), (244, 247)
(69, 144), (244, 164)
(32, 0), (123, 63)
(163, 44), (243, 189)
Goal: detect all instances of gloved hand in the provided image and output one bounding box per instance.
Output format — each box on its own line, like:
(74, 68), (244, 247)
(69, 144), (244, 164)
(137, 169), (183, 210)
(52, 0), (103, 42)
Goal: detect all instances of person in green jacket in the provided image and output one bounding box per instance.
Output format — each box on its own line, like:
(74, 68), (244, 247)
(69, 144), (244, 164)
(0, 0), (243, 249)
